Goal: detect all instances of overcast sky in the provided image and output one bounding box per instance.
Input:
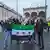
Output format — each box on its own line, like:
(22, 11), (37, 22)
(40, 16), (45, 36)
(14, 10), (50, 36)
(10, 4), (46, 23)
(0, 0), (50, 18)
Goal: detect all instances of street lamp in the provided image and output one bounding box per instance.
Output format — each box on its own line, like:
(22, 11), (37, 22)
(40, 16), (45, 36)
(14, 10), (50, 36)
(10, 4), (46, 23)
(45, 0), (47, 19)
(16, 0), (18, 19)
(16, 0), (18, 12)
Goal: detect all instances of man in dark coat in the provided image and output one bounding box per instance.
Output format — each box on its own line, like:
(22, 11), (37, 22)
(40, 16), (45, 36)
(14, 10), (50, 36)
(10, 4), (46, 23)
(36, 18), (44, 49)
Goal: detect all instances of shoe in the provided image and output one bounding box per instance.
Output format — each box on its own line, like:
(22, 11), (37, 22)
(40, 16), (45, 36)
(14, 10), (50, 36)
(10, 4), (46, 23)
(37, 44), (40, 47)
(40, 46), (44, 49)
(42, 46), (44, 49)
(39, 47), (42, 49)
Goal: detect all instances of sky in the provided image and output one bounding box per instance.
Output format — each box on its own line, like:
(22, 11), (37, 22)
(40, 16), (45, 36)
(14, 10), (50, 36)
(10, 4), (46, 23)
(0, 0), (50, 18)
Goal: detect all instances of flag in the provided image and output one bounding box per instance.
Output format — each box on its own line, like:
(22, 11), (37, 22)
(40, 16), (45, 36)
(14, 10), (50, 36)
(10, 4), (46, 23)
(11, 23), (34, 36)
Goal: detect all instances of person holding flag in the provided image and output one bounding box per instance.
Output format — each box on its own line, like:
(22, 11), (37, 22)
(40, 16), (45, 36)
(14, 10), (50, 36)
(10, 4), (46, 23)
(37, 17), (44, 49)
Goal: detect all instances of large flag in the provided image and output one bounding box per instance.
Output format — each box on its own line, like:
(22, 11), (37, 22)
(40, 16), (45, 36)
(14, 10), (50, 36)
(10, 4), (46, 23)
(11, 23), (34, 36)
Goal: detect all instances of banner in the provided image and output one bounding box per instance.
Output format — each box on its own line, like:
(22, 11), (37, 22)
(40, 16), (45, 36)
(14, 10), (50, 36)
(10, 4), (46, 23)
(11, 23), (34, 36)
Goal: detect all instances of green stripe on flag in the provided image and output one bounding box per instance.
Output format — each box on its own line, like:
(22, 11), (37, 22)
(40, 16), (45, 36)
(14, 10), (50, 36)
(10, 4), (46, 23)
(10, 23), (35, 30)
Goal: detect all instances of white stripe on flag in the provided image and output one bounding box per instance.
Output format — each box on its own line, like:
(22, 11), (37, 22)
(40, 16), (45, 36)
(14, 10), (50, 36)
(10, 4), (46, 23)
(12, 29), (34, 36)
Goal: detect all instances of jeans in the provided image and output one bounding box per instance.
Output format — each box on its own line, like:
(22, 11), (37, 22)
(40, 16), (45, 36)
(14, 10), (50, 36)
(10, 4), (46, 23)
(7, 30), (12, 44)
(48, 26), (50, 32)
(38, 31), (44, 47)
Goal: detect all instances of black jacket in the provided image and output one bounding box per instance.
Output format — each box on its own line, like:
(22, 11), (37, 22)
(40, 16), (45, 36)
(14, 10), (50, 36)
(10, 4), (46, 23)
(37, 19), (44, 32)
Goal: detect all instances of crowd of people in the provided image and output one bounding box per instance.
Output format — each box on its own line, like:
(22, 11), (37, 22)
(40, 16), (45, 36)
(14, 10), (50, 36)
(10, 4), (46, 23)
(0, 16), (48, 49)
(0, 18), (21, 29)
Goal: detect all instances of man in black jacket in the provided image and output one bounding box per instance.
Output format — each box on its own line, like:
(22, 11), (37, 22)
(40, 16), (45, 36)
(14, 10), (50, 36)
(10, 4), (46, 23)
(37, 18), (44, 49)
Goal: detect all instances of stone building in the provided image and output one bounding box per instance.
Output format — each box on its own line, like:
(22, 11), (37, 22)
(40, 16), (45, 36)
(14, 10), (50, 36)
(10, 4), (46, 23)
(23, 6), (47, 19)
(23, 6), (47, 24)
(22, 6), (48, 25)
(0, 2), (22, 21)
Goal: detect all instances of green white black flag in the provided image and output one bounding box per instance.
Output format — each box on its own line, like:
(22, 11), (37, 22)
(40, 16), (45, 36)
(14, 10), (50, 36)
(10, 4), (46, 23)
(11, 23), (34, 36)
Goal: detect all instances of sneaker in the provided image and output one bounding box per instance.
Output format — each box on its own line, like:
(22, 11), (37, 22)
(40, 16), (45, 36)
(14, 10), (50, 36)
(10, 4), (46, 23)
(40, 46), (44, 49)
(21, 41), (25, 43)
(39, 46), (42, 49)
(42, 46), (44, 49)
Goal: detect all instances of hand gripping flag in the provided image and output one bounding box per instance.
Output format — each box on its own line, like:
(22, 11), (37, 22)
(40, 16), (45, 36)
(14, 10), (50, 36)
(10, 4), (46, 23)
(11, 23), (35, 36)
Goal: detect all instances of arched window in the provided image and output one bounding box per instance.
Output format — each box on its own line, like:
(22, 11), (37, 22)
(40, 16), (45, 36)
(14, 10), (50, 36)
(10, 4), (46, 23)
(31, 12), (37, 17)
(39, 11), (45, 17)
(24, 12), (30, 17)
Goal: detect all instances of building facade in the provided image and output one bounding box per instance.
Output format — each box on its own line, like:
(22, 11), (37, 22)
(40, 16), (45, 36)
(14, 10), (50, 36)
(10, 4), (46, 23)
(22, 6), (47, 25)
(0, 2), (22, 32)
(0, 2), (22, 21)
(23, 6), (47, 19)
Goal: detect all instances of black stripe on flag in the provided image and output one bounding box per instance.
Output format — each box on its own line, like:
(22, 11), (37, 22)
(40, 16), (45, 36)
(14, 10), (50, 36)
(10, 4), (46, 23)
(28, 32), (31, 34)
(22, 32), (25, 34)
(17, 32), (19, 34)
